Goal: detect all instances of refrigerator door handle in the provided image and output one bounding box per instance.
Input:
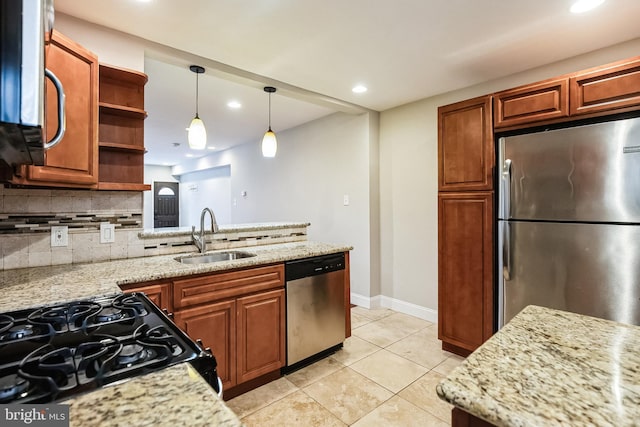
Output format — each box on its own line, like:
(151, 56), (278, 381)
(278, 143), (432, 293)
(502, 159), (512, 219)
(503, 221), (511, 281)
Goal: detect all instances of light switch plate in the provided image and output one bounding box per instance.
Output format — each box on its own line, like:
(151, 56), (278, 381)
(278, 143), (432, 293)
(100, 222), (115, 244)
(51, 226), (68, 247)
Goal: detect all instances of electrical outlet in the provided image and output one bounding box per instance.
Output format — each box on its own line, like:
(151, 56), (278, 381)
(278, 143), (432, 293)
(51, 226), (68, 247)
(100, 222), (115, 244)
(343, 194), (350, 206)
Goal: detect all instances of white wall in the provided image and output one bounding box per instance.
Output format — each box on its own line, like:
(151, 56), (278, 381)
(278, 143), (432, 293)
(204, 112), (377, 298)
(178, 166), (232, 227)
(379, 38), (640, 315)
(56, 14), (145, 71)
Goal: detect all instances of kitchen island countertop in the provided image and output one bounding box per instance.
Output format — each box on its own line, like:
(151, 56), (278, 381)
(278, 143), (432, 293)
(436, 305), (640, 427)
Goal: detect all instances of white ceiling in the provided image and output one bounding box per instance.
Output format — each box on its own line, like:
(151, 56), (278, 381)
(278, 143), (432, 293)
(54, 0), (640, 165)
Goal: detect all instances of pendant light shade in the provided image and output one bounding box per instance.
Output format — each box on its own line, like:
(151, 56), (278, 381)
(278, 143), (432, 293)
(262, 86), (277, 157)
(188, 65), (206, 150)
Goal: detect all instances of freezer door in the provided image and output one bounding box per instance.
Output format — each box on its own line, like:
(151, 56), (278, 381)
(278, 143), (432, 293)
(500, 221), (640, 327)
(499, 117), (640, 222)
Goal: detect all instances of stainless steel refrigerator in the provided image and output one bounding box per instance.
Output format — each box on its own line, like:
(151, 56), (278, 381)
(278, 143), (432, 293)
(497, 116), (640, 327)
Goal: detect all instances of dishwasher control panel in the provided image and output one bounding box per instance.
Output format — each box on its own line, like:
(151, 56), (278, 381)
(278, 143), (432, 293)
(285, 253), (345, 281)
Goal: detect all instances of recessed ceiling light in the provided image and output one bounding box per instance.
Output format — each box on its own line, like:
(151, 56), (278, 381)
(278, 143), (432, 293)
(227, 101), (242, 109)
(352, 85), (368, 94)
(207, 146), (216, 150)
(570, 0), (605, 13)
(185, 154), (194, 158)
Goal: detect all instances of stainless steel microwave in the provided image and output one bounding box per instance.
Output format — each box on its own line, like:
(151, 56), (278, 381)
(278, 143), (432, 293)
(0, 0), (65, 167)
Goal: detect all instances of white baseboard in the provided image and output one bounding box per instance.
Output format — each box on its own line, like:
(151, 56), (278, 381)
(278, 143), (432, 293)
(349, 293), (372, 309)
(350, 292), (438, 324)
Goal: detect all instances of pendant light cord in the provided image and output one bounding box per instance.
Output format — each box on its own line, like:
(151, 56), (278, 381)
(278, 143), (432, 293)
(268, 92), (272, 131)
(195, 71), (200, 119)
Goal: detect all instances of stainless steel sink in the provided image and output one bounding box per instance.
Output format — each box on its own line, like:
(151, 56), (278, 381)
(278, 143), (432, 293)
(176, 251), (256, 264)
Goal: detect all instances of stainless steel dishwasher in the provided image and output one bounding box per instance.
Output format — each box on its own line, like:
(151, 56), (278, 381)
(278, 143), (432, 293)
(285, 253), (346, 370)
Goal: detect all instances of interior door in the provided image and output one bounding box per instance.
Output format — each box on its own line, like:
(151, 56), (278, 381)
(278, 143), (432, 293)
(154, 181), (179, 227)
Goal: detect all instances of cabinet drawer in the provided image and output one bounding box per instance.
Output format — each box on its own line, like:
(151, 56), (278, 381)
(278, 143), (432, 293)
(494, 79), (568, 128)
(173, 264), (284, 309)
(570, 57), (640, 116)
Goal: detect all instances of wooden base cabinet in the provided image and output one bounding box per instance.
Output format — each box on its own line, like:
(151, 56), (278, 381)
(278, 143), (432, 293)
(438, 96), (495, 356)
(438, 192), (494, 355)
(172, 265), (286, 394)
(119, 281), (172, 313)
(173, 299), (237, 390)
(236, 289), (286, 384)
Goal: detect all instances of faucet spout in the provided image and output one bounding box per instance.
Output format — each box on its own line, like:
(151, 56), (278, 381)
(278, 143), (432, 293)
(192, 207), (219, 254)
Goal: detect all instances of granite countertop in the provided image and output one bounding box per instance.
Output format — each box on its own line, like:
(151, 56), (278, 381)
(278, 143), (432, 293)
(138, 222), (311, 238)
(436, 305), (640, 427)
(0, 241), (352, 312)
(62, 364), (241, 427)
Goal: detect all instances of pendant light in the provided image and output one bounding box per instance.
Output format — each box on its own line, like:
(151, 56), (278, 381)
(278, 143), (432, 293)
(188, 65), (206, 150)
(262, 86), (277, 157)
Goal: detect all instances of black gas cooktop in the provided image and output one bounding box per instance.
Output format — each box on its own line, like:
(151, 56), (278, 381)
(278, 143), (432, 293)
(0, 293), (218, 403)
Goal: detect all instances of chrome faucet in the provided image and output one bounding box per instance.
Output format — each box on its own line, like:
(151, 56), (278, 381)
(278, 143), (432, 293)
(192, 207), (219, 254)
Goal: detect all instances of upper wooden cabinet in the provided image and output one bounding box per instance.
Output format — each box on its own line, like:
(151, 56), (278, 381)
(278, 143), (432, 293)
(494, 56), (640, 131)
(438, 96), (493, 192)
(97, 64), (150, 191)
(494, 79), (569, 129)
(570, 57), (640, 116)
(11, 31), (98, 188)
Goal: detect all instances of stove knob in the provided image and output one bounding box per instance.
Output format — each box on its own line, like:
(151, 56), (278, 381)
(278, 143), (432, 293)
(196, 339), (204, 347)
(205, 347), (212, 354)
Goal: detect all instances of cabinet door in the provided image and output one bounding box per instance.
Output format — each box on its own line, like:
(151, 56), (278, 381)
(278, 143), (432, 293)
(438, 192), (493, 355)
(120, 282), (171, 313)
(438, 96), (493, 191)
(13, 31), (98, 188)
(494, 79), (569, 129)
(570, 57), (640, 116)
(236, 289), (285, 384)
(173, 300), (237, 390)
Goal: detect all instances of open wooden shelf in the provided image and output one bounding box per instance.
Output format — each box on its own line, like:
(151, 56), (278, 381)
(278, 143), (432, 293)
(99, 102), (147, 119)
(98, 141), (146, 153)
(98, 182), (151, 191)
(98, 63), (149, 191)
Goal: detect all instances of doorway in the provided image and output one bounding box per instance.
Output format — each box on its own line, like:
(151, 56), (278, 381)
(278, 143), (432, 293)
(154, 181), (179, 227)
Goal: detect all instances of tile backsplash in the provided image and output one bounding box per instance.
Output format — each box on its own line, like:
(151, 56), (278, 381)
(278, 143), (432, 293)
(0, 186), (144, 270)
(0, 186), (309, 271)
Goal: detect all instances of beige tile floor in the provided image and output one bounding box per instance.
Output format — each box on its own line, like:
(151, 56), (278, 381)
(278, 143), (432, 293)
(226, 306), (465, 426)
